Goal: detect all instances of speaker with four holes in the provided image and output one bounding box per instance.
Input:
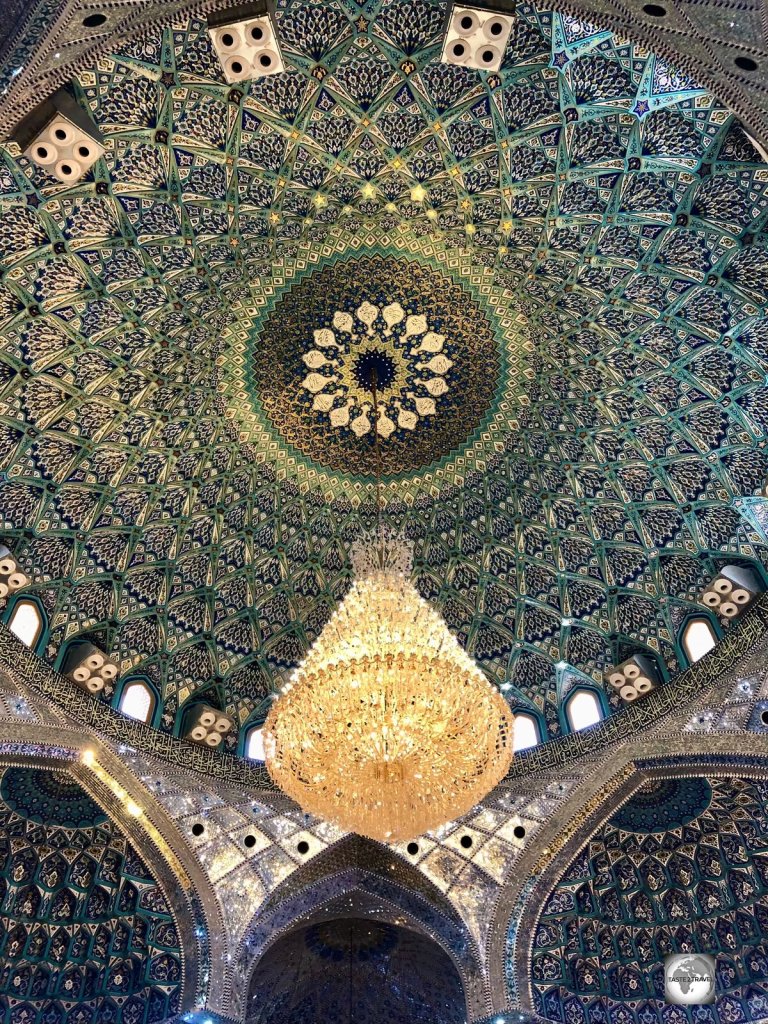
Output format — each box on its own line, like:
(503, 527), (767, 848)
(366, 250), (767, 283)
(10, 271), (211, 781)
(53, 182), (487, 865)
(184, 704), (234, 747)
(63, 642), (119, 694)
(701, 564), (763, 620)
(441, 1), (515, 72)
(14, 88), (105, 183)
(207, 0), (284, 83)
(0, 545), (29, 600)
(606, 653), (659, 704)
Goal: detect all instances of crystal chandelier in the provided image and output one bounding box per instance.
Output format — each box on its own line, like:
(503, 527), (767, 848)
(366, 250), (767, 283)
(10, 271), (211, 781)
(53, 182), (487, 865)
(264, 369), (514, 842)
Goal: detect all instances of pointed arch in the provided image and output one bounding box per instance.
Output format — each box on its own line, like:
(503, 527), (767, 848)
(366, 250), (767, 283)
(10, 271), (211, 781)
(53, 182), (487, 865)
(228, 835), (488, 1020)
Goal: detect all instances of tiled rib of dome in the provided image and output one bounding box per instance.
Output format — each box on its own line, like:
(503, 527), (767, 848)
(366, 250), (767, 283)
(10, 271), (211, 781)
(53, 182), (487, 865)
(0, 1), (767, 742)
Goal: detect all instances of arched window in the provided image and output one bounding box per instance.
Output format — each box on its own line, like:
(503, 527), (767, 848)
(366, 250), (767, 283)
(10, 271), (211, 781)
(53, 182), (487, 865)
(566, 689), (603, 732)
(513, 713), (540, 752)
(681, 617), (717, 664)
(246, 726), (266, 761)
(7, 600), (43, 649)
(118, 681), (155, 724)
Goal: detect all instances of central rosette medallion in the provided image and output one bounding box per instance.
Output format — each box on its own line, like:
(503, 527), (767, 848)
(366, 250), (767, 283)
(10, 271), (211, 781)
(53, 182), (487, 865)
(250, 253), (500, 476)
(301, 300), (453, 438)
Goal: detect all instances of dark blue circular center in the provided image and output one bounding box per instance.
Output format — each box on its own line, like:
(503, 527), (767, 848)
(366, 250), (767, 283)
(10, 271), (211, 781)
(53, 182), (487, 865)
(353, 349), (396, 392)
(609, 777), (712, 833)
(1, 767), (107, 829)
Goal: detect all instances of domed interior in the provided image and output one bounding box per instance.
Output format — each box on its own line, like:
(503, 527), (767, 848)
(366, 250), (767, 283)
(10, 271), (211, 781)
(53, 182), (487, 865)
(1, 0), (767, 749)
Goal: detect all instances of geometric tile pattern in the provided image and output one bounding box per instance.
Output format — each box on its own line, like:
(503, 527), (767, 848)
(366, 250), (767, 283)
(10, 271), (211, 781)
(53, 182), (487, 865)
(531, 774), (768, 1024)
(0, 1), (767, 743)
(0, 765), (182, 1023)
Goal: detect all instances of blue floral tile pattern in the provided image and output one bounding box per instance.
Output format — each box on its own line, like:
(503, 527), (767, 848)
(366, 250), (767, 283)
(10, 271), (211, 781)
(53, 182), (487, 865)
(0, 767), (183, 1023)
(530, 775), (768, 1024)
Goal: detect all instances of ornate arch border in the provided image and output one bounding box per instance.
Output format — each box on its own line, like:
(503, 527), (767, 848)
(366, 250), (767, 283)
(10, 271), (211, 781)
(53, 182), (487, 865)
(227, 835), (489, 1020)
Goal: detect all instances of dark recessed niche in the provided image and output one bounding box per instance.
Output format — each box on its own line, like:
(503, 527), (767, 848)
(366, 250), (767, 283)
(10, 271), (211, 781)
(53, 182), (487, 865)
(642, 3), (667, 15)
(460, 835), (473, 849)
(244, 833), (256, 849)
(191, 822), (204, 837)
(761, 709), (768, 726)
(513, 825), (526, 840)
(735, 55), (759, 72)
(82, 12), (107, 27)
(407, 842), (419, 856)
(297, 840), (310, 855)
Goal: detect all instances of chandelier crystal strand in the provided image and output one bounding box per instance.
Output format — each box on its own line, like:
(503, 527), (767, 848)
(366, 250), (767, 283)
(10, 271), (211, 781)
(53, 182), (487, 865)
(264, 372), (514, 842)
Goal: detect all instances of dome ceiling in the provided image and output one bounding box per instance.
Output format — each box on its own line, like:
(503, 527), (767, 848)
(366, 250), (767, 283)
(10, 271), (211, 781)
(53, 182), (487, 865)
(1, 0), (768, 740)
(0, 765), (183, 1023)
(531, 774), (768, 1024)
(245, 917), (467, 1023)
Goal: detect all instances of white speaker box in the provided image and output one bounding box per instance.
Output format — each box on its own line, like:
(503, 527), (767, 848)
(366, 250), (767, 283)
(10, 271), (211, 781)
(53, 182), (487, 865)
(701, 565), (762, 620)
(63, 643), (119, 694)
(441, 4), (515, 73)
(184, 704), (234, 747)
(606, 653), (658, 703)
(208, 4), (284, 83)
(0, 545), (29, 599)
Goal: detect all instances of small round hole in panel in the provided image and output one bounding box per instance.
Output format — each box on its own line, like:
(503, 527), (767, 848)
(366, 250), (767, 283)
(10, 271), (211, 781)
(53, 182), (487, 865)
(407, 842), (419, 856)
(297, 840), (310, 855)
(244, 834), (256, 849)
(735, 55), (758, 72)
(460, 835), (473, 849)
(82, 12), (107, 27)
(642, 3), (667, 16)
(513, 825), (526, 840)
(191, 822), (204, 837)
